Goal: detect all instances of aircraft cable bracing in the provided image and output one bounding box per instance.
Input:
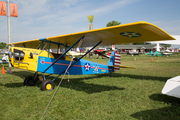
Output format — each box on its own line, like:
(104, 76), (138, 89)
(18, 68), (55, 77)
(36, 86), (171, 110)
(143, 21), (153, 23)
(40, 38), (84, 120)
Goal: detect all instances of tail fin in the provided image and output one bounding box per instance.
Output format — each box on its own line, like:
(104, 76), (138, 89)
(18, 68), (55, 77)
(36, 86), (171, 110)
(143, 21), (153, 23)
(107, 51), (121, 72)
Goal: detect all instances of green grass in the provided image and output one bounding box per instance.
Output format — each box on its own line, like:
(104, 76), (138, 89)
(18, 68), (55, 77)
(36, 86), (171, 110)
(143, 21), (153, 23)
(0, 54), (180, 120)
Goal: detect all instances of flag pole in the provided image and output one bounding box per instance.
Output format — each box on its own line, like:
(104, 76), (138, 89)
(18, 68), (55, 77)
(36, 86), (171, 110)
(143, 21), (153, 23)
(7, 0), (12, 73)
(87, 15), (94, 30)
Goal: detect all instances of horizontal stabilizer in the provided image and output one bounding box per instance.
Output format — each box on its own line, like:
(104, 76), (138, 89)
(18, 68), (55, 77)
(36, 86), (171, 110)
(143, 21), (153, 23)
(108, 65), (135, 69)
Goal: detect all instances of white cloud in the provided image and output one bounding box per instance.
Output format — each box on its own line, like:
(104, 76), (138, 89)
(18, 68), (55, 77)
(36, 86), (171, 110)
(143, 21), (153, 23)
(1, 0), (179, 44)
(1, 0), (137, 43)
(151, 20), (180, 35)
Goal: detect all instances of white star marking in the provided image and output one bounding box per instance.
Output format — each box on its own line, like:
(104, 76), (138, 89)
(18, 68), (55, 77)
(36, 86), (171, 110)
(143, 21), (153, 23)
(85, 63), (90, 71)
(120, 32), (141, 37)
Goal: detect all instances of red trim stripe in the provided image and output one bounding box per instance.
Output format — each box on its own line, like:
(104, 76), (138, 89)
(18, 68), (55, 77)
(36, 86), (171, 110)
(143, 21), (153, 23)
(44, 62), (110, 70)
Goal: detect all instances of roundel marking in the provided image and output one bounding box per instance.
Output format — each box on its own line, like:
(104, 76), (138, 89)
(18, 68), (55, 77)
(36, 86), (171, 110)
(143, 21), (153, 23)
(41, 60), (45, 64)
(84, 62), (91, 71)
(120, 32), (141, 37)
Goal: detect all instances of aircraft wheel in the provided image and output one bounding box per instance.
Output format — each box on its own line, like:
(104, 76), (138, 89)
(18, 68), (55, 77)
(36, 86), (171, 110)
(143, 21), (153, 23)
(24, 76), (36, 86)
(41, 79), (55, 91)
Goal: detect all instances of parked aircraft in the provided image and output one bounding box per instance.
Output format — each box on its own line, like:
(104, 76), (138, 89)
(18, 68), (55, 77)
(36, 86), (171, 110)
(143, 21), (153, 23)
(7, 21), (175, 91)
(0, 54), (9, 64)
(126, 50), (140, 56)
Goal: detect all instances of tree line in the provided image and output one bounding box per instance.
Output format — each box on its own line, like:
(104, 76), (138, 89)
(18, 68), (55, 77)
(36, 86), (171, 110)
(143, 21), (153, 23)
(0, 42), (7, 49)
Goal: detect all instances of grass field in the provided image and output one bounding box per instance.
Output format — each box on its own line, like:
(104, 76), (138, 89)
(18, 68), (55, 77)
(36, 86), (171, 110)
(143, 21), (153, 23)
(0, 54), (180, 120)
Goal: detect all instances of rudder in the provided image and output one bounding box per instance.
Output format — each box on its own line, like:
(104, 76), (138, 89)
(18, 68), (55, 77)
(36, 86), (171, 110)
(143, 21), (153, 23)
(107, 51), (121, 72)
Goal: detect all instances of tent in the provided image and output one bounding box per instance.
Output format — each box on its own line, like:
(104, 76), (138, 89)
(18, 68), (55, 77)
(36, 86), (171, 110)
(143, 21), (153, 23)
(151, 35), (180, 45)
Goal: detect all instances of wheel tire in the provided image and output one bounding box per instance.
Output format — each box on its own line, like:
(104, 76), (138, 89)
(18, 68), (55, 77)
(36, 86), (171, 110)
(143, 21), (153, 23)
(41, 79), (55, 91)
(24, 76), (36, 86)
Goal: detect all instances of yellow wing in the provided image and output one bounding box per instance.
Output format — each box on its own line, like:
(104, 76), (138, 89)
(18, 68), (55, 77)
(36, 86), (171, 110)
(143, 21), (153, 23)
(8, 21), (175, 48)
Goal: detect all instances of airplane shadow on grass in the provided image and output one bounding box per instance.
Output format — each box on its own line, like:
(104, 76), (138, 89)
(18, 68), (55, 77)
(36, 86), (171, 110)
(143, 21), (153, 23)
(3, 71), (125, 94)
(112, 73), (171, 82)
(3, 70), (171, 93)
(131, 94), (180, 120)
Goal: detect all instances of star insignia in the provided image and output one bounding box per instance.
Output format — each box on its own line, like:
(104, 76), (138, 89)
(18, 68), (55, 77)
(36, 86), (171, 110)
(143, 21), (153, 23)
(84, 63), (91, 71)
(41, 60), (45, 64)
(120, 32), (141, 37)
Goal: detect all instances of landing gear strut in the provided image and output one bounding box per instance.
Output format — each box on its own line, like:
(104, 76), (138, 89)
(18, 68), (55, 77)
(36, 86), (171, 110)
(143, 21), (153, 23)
(24, 76), (36, 86)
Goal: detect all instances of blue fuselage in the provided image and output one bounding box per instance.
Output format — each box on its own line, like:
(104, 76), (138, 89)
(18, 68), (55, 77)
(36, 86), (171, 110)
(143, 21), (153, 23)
(37, 57), (113, 75)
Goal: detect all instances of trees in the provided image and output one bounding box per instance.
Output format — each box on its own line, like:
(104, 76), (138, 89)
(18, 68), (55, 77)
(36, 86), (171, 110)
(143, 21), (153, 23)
(0, 42), (7, 49)
(106, 20), (121, 27)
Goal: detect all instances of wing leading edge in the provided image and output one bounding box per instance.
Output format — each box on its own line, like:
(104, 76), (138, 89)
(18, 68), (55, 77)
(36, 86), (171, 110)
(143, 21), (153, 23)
(8, 21), (175, 48)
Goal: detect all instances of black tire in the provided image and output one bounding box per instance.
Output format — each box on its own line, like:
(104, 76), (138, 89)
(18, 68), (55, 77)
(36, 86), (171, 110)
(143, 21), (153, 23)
(41, 79), (55, 91)
(24, 76), (36, 86)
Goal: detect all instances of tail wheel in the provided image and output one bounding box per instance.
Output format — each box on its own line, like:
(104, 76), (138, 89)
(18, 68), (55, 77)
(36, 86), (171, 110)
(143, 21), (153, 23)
(41, 79), (55, 91)
(24, 76), (36, 86)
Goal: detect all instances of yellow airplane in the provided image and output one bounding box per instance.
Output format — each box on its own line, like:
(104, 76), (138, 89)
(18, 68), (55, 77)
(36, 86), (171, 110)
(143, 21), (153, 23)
(7, 21), (175, 91)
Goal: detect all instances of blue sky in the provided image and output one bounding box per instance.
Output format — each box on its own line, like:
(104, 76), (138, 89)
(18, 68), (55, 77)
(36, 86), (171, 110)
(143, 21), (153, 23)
(0, 0), (180, 44)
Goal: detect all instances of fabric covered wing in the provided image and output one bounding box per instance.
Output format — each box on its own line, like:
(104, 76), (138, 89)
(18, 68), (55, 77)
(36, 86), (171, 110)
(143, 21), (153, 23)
(8, 21), (175, 48)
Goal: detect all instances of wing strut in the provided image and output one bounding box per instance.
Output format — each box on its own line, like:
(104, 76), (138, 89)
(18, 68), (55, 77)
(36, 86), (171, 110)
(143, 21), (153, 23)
(23, 44), (26, 48)
(42, 36), (85, 74)
(52, 40), (102, 81)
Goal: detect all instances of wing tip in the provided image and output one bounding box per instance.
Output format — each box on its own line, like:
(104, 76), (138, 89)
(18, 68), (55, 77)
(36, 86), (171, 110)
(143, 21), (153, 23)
(137, 21), (176, 40)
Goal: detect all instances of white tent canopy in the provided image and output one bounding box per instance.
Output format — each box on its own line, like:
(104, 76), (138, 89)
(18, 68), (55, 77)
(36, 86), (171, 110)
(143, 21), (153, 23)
(151, 35), (180, 45)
